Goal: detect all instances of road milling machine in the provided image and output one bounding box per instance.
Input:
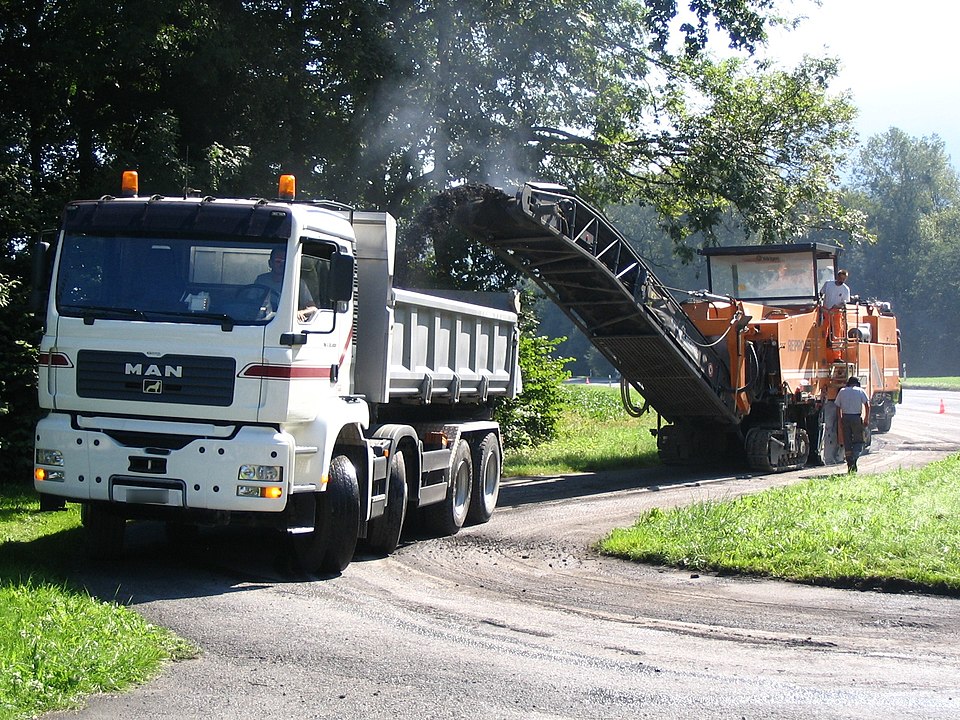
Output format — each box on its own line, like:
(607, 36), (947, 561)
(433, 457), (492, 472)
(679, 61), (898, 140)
(452, 182), (902, 472)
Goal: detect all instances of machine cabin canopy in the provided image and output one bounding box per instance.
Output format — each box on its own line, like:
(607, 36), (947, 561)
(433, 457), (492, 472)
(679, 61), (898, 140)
(700, 242), (840, 307)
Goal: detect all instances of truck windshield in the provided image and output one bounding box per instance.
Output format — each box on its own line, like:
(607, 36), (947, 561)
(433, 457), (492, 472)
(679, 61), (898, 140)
(56, 234), (287, 324)
(709, 252), (819, 305)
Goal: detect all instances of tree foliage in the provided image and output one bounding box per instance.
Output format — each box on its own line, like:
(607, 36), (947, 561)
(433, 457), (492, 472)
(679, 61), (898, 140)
(843, 128), (960, 375)
(638, 56), (859, 256)
(2, 1), (858, 244)
(0, 267), (40, 478)
(0, 0), (870, 467)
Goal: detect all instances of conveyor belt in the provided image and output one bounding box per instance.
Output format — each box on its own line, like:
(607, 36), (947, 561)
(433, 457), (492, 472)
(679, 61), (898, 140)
(452, 182), (738, 424)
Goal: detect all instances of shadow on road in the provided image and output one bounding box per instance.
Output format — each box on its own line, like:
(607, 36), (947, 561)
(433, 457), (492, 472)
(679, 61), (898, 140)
(2, 460), (818, 608)
(499, 462), (753, 507)
(1, 517), (354, 608)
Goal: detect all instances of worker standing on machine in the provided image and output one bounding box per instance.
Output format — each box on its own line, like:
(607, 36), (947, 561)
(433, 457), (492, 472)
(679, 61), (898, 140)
(821, 269), (852, 361)
(821, 269), (851, 308)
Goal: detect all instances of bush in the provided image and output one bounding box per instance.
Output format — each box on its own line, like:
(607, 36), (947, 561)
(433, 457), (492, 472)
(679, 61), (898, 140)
(495, 332), (571, 450)
(0, 268), (41, 484)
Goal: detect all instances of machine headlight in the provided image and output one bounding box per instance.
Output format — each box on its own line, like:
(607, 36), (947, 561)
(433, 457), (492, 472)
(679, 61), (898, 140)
(238, 464), (282, 482)
(36, 448), (64, 466)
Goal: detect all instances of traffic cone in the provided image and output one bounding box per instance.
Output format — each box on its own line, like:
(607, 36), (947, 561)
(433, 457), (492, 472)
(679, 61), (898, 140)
(940, 399), (946, 414)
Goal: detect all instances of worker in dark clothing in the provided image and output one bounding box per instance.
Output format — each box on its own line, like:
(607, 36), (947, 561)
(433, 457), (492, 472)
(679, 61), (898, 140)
(836, 376), (870, 472)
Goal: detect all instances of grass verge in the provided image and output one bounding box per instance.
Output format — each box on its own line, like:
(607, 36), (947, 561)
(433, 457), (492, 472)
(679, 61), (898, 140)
(902, 376), (960, 391)
(504, 384), (658, 476)
(599, 455), (960, 595)
(0, 486), (194, 720)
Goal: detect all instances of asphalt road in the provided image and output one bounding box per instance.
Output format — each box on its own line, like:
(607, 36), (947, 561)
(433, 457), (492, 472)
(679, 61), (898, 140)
(50, 389), (960, 719)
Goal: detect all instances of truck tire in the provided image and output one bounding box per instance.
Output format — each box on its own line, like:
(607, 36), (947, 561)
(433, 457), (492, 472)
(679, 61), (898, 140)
(319, 454), (361, 573)
(423, 440), (472, 536)
(290, 499), (331, 575)
(874, 415), (892, 433)
(871, 396), (894, 433)
(467, 433), (500, 525)
(291, 455), (360, 574)
(82, 503), (126, 560)
(366, 451), (407, 555)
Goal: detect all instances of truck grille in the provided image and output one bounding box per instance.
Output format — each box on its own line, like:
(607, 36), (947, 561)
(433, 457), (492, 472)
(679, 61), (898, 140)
(76, 350), (236, 406)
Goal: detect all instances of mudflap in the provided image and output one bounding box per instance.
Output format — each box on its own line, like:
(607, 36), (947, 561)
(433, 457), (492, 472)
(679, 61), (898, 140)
(285, 492), (318, 533)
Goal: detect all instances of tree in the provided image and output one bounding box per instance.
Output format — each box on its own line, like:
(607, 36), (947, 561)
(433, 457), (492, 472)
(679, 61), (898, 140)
(2, 1), (860, 245)
(632, 56), (859, 255)
(0, 0), (871, 463)
(321, 1), (858, 295)
(844, 128), (960, 375)
(338, 2), (859, 243)
(846, 129), (958, 298)
(0, 267), (39, 479)
(913, 205), (960, 374)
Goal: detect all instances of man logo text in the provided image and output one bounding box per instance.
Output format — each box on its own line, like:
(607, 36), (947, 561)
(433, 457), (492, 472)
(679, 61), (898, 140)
(125, 363), (183, 378)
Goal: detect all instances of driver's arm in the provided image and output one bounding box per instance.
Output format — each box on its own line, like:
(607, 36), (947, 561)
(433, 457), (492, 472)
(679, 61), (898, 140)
(297, 279), (317, 322)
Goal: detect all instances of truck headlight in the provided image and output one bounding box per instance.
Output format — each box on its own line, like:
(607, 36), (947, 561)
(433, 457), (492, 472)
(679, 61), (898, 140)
(36, 448), (64, 466)
(238, 464), (282, 482)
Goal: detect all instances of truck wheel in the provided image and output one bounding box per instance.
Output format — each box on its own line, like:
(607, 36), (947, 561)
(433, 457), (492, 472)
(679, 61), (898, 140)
(467, 433), (500, 525)
(291, 455), (360, 574)
(82, 503), (126, 560)
(423, 440), (472, 536)
(366, 451), (407, 555)
(874, 414), (893, 433)
(319, 454), (361, 573)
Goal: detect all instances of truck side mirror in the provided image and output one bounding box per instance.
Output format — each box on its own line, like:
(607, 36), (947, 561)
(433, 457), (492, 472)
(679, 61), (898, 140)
(29, 230), (57, 314)
(329, 252), (355, 303)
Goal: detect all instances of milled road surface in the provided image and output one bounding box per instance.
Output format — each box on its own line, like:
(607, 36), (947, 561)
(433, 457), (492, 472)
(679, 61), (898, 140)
(51, 390), (960, 719)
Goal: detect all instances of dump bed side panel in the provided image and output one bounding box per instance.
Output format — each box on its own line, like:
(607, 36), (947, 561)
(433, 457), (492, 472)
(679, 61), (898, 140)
(388, 289), (519, 405)
(352, 212), (519, 406)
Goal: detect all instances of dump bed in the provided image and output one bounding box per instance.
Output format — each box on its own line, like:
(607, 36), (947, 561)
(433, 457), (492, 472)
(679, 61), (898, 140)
(351, 212), (521, 406)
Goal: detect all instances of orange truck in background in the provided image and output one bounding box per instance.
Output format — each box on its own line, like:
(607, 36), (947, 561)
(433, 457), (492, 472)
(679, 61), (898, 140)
(681, 243), (901, 469)
(452, 182), (901, 472)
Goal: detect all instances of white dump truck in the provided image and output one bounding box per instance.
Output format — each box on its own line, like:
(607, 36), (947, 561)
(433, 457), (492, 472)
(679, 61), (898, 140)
(33, 172), (520, 573)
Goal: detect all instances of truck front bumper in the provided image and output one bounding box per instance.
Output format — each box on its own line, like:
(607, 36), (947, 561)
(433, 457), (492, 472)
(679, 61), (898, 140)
(34, 413), (295, 514)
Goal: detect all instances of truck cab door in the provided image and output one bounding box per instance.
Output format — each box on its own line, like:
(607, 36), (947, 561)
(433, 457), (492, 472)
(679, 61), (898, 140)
(278, 239), (356, 414)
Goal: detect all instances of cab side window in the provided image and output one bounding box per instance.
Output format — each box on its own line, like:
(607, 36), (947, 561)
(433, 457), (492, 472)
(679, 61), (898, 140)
(300, 240), (336, 312)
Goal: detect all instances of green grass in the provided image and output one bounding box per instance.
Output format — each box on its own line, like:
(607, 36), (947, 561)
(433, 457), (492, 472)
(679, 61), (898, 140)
(0, 486), (194, 720)
(504, 384), (659, 476)
(902, 376), (960, 391)
(600, 455), (960, 594)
